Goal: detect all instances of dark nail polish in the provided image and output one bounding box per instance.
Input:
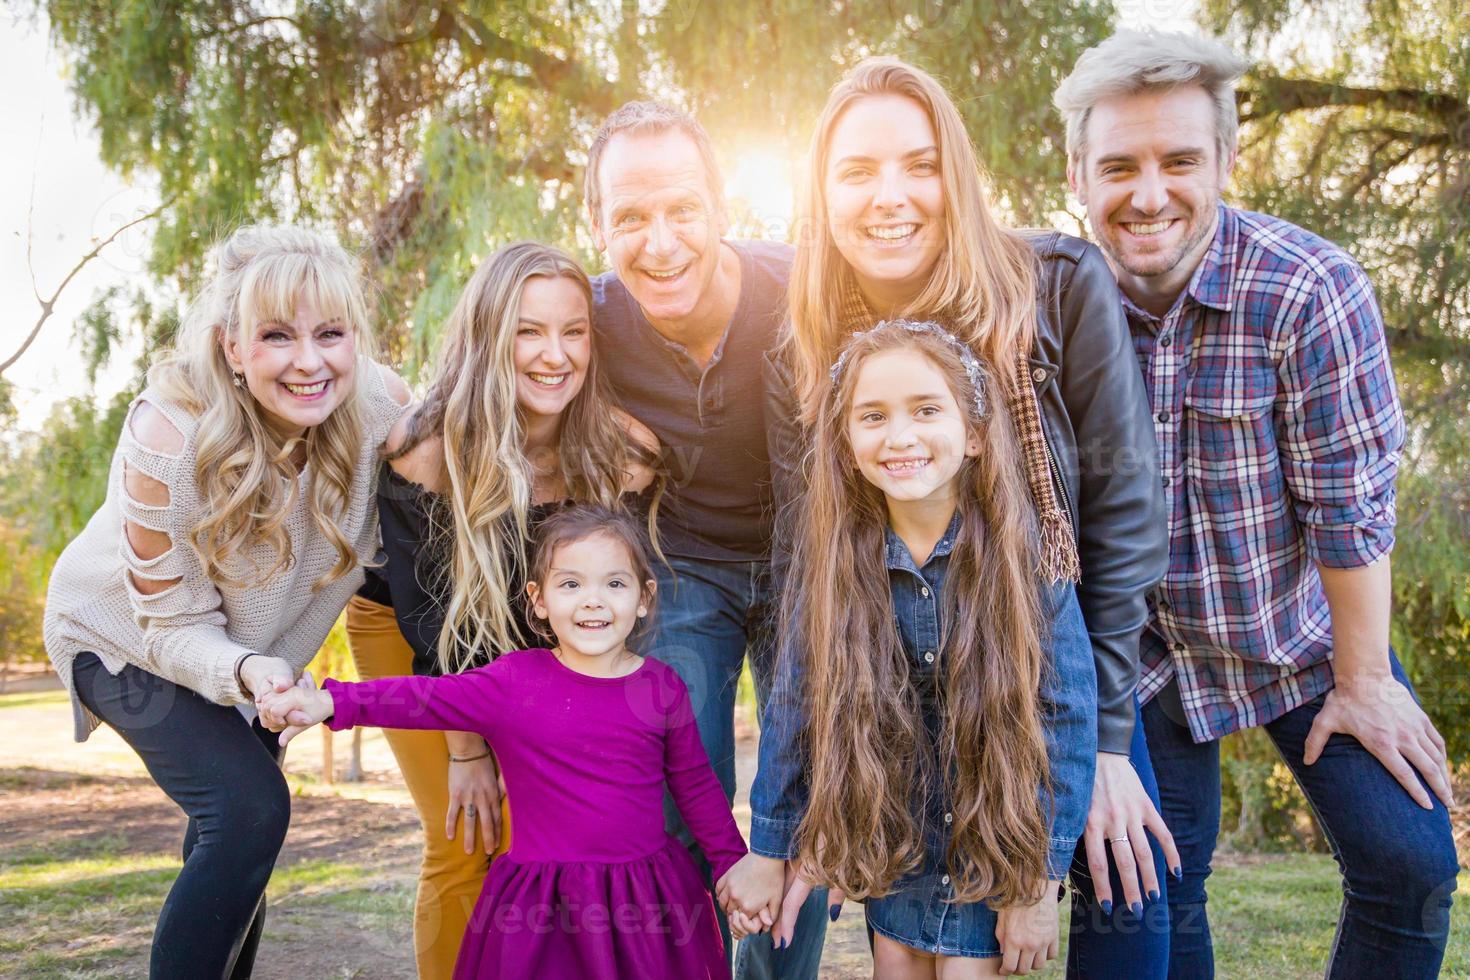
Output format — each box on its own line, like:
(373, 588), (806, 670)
(778, 937), (787, 950)
(1100, 899), (1113, 915)
(1172, 866), (1183, 880)
(1148, 889), (1160, 902)
(1130, 901), (1143, 917)
(829, 904), (841, 922)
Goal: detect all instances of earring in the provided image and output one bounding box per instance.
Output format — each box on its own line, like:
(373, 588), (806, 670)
(232, 372), (245, 389)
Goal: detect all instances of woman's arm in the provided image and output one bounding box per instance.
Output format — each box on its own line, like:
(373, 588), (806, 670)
(615, 409), (661, 494)
(119, 401), (292, 705)
(1050, 241), (1167, 754)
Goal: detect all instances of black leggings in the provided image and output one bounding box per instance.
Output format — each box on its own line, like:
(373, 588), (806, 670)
(72, 653), (290, 980)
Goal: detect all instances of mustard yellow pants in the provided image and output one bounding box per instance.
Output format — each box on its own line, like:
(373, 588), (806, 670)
(345, 595), (511, 980)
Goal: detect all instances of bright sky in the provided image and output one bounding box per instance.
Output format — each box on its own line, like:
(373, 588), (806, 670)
(2, 12), (158, 432)
(3, 2), (1197, 434)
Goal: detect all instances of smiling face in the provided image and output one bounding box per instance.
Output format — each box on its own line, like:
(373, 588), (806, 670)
(591, 128), (729, 331)
(824, 94), (946, 313)
(1068, 85), (1234, 311)
(526, 532), (653, 661)
(513, 274), (591, 423)
(222, 297), (357, 439)
(846, 347), (979, 509)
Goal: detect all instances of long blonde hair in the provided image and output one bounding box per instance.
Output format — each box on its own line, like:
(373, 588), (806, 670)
(789, 324), (1052, 906)
(149, 224), (375, 590)
(787, 56), (1040, 421)
(398, 242), (651, 674)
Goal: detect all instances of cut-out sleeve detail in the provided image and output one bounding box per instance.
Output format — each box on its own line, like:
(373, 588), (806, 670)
(366, 359), (413, 447)
(114, 398), (258, 705)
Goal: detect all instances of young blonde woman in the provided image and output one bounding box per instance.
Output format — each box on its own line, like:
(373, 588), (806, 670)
(43, 224), (410, 979)
(344, 241), (659, 979)
(720, 58), (1177, 977)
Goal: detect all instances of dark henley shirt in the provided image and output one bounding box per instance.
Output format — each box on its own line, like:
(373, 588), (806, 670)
(591, 239), (793, 562)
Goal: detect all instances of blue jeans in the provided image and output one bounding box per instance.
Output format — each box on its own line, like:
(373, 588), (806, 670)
(1066, 699), (1171, 978)
(1144, 652), (1458, 979)
(71, 652), (290, 980)
(637, 555), (827, 980)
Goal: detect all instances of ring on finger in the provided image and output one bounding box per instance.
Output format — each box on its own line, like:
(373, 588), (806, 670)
(1109, 835), (1129, 844)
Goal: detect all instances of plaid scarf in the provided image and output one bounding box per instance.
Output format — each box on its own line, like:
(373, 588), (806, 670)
(837, 277), (1081, 584)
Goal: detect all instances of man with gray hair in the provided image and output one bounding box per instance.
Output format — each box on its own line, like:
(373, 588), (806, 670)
(1055, 30), (1457, 977)
(584, 100), (828, 979)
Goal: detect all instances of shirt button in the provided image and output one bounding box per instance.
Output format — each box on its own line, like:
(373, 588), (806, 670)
(941, 874), (951, 885)
(1157, 411), (1171, 423)
(1031, 367), (1047, 384)
(1162, 476), (1172, 488)
(1172, 642), (1186, 653)
(1161, 337), (1172, 348)
(944, 812), (953, 824)
(924, 651), (935, 663)
(921, 587), (930, 598)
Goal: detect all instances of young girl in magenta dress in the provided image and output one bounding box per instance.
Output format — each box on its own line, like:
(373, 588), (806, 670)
(262, 505), (746, 979)
(728, 321), (1097, 977)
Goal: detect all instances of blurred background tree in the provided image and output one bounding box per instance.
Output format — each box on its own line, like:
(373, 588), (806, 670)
(4, 0), (1465, 849)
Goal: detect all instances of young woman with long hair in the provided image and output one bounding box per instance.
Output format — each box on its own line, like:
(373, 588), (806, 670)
(724, 321), (1096, 976)
(43, 224), (411, 978)
(721, 57), (1178, 977)
(344, 241), (659, 979)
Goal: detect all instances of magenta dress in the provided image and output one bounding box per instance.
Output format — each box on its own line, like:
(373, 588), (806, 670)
(322, 649), (746, 979)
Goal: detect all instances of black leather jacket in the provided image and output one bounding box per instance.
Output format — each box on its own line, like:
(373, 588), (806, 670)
(763, 231), (1167, 753)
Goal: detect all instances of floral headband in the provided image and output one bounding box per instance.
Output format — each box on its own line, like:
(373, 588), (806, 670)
(829, 318), (988, 418)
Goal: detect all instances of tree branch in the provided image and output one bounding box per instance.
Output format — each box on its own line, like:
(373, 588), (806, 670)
(1240, 73), (1470, 148)
(1, 199), (174, 377)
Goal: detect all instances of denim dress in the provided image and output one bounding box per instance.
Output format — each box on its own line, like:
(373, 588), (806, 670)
(750, 512), (1097, 958)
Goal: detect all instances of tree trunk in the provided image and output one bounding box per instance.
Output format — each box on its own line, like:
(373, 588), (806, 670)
(346, 727), (364, 782)
(321, 724), (335, 785)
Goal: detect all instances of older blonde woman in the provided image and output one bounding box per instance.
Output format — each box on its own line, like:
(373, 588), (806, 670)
(43, 225), (409, 979)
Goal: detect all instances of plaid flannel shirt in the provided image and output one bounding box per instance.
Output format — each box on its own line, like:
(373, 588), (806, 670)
(1127, 205), (1405, 743)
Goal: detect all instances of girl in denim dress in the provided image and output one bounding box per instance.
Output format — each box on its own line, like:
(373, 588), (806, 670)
(728, 321), (1096, 977)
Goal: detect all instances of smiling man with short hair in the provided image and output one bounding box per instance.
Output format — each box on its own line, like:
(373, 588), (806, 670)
(1056, 30), (1458, 979)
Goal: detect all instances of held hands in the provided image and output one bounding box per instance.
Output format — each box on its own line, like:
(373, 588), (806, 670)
(715, 853), (783, 941)
(257, 671), (335, 746)
(994, 879), (1062, 976)
(1084, 752), (1180, 917)
(240, 655), (295, 725)
(1305, 672), (1454, 810)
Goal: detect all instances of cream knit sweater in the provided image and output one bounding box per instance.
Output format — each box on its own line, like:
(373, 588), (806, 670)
(44, 362), (406, 741)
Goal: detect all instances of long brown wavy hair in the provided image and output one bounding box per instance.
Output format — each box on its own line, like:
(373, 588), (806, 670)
(786, 56), (1040, 424)
(396, 242), (656, 674)
(788, 323), (1052, 905)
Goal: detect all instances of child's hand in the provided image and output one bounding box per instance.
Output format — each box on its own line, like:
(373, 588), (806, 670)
(994, 879), (1062, 975)
(257, 672), (334, 746)
(715, 854), (783, 935)
(727, 908), (766, 941)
